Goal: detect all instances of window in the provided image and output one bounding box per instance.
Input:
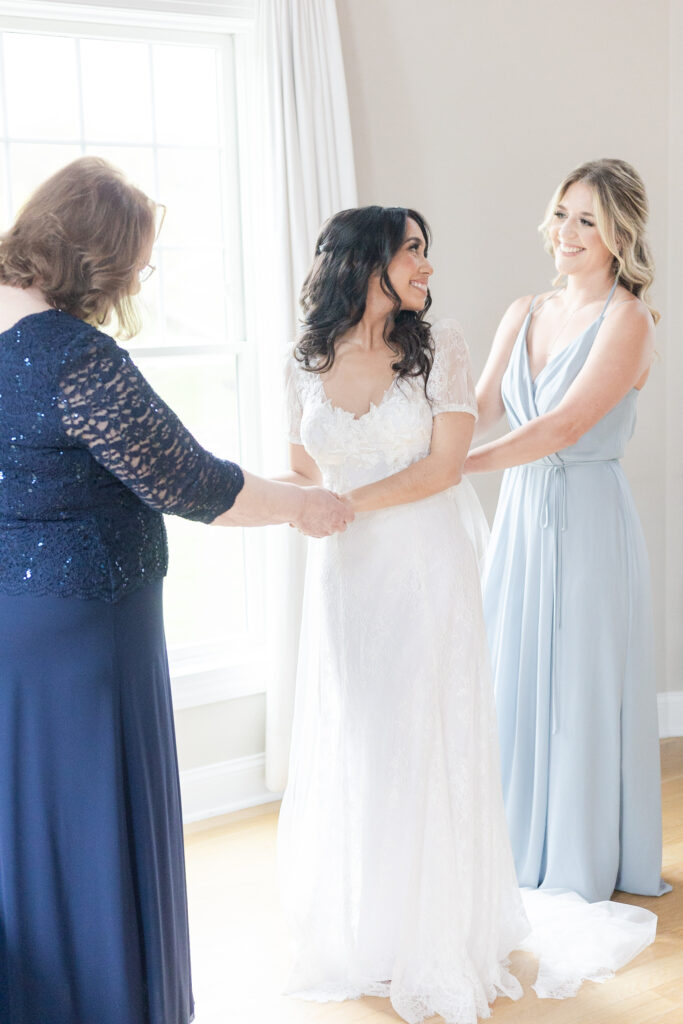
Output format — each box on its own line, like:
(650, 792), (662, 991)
(0, 1), (263, 704)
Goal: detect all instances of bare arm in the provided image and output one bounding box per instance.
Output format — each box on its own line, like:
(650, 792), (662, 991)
(344, 410), (475, 514)
(466, 301), (654, 474)
(473, 295), (532, 440)
(212, 469), (352, 536)
(273, 443), (324, 487)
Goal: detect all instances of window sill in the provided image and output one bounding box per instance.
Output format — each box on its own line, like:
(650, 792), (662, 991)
(170, 645), (267, 709)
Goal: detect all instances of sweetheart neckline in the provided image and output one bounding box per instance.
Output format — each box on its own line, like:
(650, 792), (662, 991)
(316, 373), (399, 421)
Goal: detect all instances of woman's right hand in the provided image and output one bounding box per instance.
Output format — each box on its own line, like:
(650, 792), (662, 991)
(292, 487), (354, 537)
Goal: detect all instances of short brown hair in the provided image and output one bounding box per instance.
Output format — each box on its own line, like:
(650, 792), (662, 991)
(0, 156), (157, 338)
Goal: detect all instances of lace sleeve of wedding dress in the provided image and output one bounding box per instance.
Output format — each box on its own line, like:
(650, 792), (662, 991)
(284, 355), (304, 444)
(427, 319), (478, 419)
(58, 326), (244, 522)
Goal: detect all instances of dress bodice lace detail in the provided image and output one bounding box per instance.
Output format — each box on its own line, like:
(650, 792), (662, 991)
(285, 319), (477, 493)
(0, 310), (243, 601)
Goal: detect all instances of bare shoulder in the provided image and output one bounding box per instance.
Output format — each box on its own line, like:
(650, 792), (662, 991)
(491, 292), (535, 348)
(594, 295), (655, 378)
(507, 292), (535, 317)
(603, 293), (656, 343)
(529, 288), (560, 312)
(606, 291), (654, 323)
(502, 292), (541, 331)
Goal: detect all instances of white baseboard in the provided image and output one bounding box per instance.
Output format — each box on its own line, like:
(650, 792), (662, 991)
(180, 753), (281, 824)
(181, 694), (682, 824)
(658, 691), (683, 738)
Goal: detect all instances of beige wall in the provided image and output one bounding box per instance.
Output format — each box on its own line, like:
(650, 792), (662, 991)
(337, 0), (679, 693)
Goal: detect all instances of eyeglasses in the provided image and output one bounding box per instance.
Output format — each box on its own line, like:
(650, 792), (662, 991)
(137, 204), (165, 284)
(138, 263), (156, 283)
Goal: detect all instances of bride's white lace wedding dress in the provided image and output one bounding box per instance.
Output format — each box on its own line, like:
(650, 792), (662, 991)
(278, 320), (656, 1024)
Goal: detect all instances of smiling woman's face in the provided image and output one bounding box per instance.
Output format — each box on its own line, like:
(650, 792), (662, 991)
(548, 180), (614, 279)
(383, 217), (433, 310)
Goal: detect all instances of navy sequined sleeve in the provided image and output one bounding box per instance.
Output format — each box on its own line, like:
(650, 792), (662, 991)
(0, 310), (244, 601)
(58, 325), (244, 522)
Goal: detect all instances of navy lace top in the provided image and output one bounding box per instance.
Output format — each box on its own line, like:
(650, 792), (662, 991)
(0, 310), (244, 601)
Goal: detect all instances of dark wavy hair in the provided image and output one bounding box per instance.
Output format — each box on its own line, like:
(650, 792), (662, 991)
(295, 206), (433, 385)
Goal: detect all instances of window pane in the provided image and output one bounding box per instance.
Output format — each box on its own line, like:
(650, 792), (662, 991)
(80, 39), (153, 144)
(9, 142), (82, 214)
(84, 144), (157, 197)
(0, 164), (9, 229)
(134, 267), (165, 347)
(163, 516), (247, 648)
(135, 355), (245, 649)
(135, 356), (240, 480)
(4, 33), (80, 139)
(0, 46), (5, 139)
(156, 147), (223, 247)
(161, 248), (228, 347)
(153, 43), (220, 147)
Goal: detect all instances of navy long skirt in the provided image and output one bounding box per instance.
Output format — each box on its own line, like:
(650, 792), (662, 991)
(0, 582), (193, 1024)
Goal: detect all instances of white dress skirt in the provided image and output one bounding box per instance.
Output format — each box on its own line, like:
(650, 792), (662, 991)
(278, 321), (656, 1024)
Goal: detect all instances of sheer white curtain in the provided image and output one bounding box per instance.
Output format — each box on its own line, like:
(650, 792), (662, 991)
(247, 0), (356, 791)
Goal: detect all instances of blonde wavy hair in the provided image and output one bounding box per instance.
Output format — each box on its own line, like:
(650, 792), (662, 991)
(0, 156), (157, 338)
(539, 158), (659, 324)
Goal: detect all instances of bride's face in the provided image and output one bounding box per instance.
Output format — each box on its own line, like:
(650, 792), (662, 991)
(384, 218), (433, 311)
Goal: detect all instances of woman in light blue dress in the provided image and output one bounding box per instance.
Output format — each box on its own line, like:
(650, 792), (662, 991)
(466, 159), (670, 903)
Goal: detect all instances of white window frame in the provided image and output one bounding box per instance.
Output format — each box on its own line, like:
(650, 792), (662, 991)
(0, 0), (265, 709)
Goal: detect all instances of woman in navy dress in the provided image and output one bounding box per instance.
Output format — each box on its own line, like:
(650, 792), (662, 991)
(0, 157), (350, 1024)
(466, 159), (668, 903)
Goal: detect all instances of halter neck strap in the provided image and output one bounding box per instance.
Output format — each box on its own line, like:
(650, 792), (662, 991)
(600, 278), (619, 318)
(530, 281), (619, 320)
(529, 289), (563, 317)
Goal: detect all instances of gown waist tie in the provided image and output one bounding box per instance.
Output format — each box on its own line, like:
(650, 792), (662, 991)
(533, 458), (620, 734)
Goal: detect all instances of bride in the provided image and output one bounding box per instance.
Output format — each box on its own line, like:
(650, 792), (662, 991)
(278, 205), (527, 1022)
(277, 205), (655, 1024)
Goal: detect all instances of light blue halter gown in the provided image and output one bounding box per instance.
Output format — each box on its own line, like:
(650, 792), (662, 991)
(483, 282), (670, 903)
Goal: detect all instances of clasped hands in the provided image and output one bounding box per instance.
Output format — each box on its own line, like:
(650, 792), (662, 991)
(291, 486), (354, 538)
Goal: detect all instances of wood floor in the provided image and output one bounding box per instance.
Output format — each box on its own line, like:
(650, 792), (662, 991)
(184, 738), (683, 1024)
